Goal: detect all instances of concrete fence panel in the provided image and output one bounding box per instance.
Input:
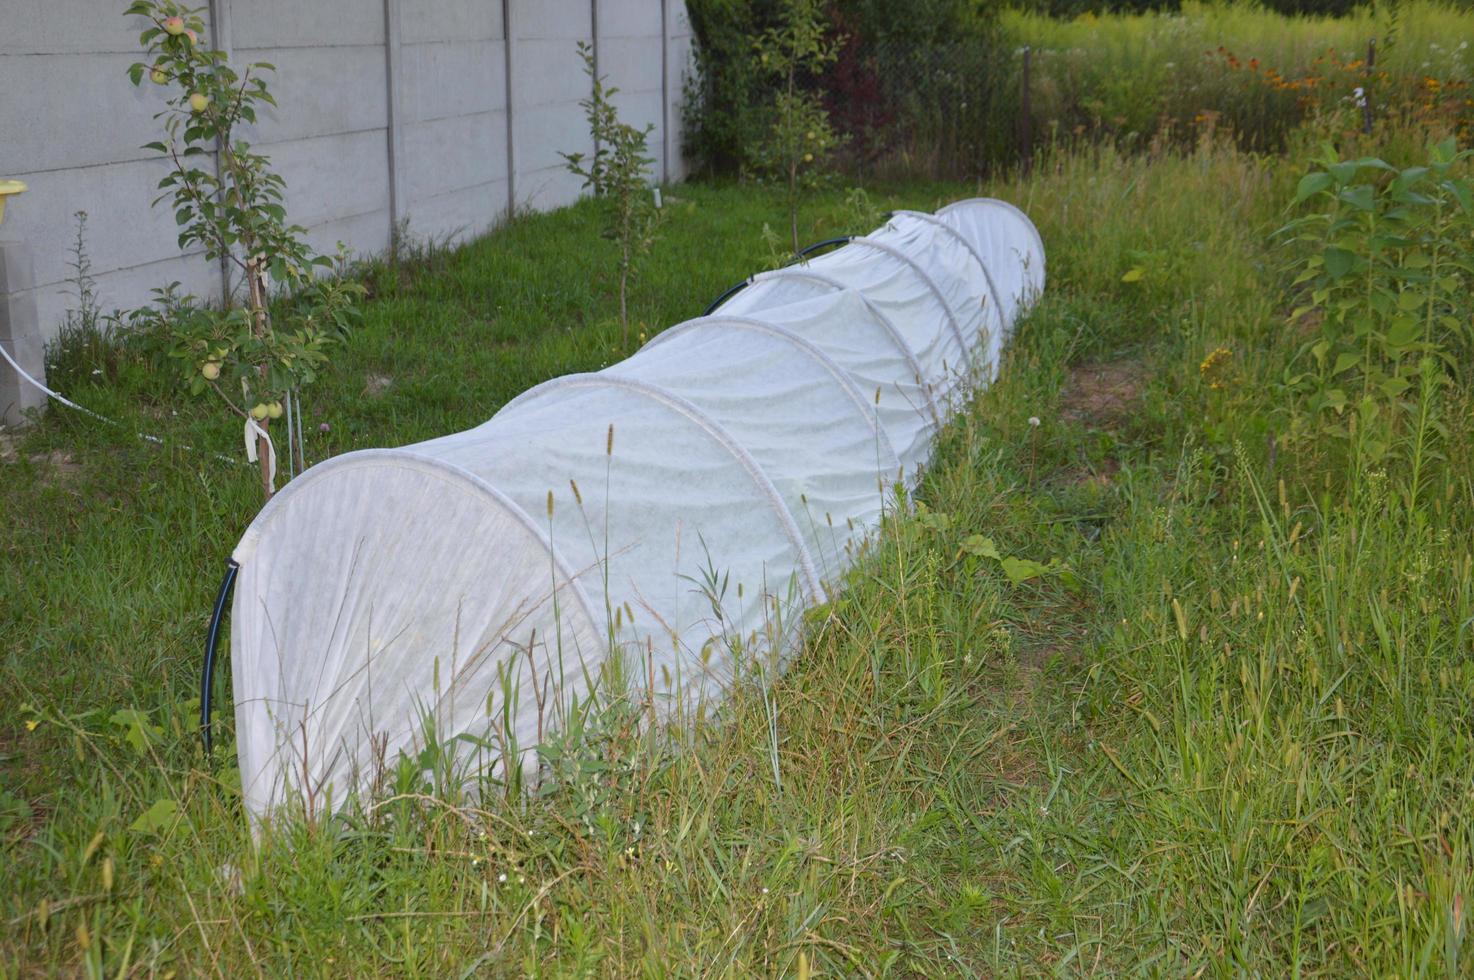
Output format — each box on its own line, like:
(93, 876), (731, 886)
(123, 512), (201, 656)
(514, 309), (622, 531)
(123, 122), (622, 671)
(0, 0), (692, 426)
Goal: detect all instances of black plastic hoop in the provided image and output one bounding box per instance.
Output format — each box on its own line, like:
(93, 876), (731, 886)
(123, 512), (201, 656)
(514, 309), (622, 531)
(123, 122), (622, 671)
(200, 560), (239, 755)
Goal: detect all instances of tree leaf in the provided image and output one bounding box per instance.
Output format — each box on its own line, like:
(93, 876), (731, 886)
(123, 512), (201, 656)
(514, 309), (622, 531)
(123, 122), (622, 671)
(1396, 289), (1424, 312)
(1332, 351), (1360, 376)
(129, 799), (180, 834)
(1294, 171), (1333, 203)
(1385, 316), (1421, 349)
(1322, 247), (1355, 280)
(1000, 556), (1050, 584)
(1380, 375), (1411, 397)
(1337, 185), (1375, 211)
(960, 534), (1001, 560)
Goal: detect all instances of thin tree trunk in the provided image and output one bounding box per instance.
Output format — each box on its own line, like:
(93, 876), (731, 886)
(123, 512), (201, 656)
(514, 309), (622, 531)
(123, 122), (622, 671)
(220, 123), (276, 500)
(789, 176), (799, 256)
(619, 263), (628, 347)
(245, 257), (273, 500)
(787, 62), (800, 256)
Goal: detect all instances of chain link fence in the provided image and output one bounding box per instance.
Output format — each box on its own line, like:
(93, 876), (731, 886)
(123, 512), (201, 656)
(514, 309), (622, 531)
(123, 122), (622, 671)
(826, 37), (1026, 180)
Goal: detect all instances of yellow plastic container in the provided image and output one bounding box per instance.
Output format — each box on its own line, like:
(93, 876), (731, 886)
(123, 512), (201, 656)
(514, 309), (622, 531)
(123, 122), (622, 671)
(0, 179), (27, 226)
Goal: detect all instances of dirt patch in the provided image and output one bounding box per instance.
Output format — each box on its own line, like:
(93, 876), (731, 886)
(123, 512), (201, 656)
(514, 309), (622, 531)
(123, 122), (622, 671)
(1060, 455), (1121, 489)
(362, 374), (394, 398)
(1015, 642), (1082, 673)
(0, 433), (17, 463)
(30, 449), (79, 470)
(19, 449), (84, 486)
(1059, 359), (1146, 430)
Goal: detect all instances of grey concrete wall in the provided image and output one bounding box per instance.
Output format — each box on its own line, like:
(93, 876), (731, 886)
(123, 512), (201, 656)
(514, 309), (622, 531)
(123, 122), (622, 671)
(0, 0), (692, 360)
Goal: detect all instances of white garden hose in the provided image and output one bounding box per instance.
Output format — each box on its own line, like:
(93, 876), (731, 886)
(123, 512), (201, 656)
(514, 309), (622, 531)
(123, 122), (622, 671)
(1, 339), (242, 467)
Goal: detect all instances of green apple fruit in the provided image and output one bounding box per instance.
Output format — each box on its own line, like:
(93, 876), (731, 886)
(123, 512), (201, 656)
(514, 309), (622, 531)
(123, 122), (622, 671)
(266, 402), (284, 420)
(249, 403), (270, 421)
(201, 360), (221, 381)
(188, 92), (210, 113)
(163, 16), (186, 35)
(150, 65), (169, 84)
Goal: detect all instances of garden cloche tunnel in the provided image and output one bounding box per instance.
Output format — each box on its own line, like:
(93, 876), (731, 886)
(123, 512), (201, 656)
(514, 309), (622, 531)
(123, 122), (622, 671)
(206, 198), (1045, 821)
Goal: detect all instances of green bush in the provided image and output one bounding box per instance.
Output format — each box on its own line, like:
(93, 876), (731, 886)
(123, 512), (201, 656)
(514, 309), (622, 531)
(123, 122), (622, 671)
(1258, 0), (1366, 17)
(682, 0), (786, 176)
(682, 0), (1011, 178)
(1012, 0), (1181, 20)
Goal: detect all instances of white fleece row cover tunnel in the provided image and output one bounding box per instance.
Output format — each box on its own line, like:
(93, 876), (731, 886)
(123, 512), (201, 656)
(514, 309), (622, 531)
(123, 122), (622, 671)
(229, 199), (1045, 819)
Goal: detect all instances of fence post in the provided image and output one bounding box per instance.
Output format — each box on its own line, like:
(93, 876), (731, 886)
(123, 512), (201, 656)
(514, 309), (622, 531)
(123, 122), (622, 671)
(590, 0), (600, 165)
(660, 0), (671, 183)
(0, 239), (45, 427)
(1362, 38), (1376, 135)
(382, 0), (405, 251)
(502, 0), (516, 222)
(1019, 46), (1033, 176)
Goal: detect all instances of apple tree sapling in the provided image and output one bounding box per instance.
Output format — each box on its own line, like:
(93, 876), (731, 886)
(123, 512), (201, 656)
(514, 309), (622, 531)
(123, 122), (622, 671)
(751, 0), (845, 256)
(126, 0), (362, 499)
(562, 42), (662, 348)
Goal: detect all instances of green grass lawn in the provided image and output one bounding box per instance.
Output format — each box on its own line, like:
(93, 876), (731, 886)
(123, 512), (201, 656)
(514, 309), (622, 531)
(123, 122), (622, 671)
(3, 141), (1472, 975)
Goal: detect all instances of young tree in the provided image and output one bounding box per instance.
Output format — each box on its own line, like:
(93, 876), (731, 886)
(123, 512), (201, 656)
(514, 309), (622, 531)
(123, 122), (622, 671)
(752, 0), (845, 255)
(127, 0), (361, 499)
(563, 43), (662, 347)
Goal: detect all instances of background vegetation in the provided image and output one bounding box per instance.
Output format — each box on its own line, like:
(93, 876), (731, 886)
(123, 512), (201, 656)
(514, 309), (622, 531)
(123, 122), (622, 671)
(1014, 0), (1474, 154)
(685, 0), (1474, 177)
(3, 0), (1474, 974)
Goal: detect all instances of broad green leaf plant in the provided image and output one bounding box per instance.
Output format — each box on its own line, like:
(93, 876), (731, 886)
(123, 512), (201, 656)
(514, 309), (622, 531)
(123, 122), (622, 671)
(1278, 138), (1473, 505)
(751, 0), (846, 255)
(126, 0), (362, 499)
(563, 42), (662, 348)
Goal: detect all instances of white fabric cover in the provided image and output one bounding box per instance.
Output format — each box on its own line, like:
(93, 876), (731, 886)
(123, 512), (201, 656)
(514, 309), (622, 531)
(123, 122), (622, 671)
(936, 198), (1046, 328)
(229, 199), (1044, 819)
(692, 288), (938, 481)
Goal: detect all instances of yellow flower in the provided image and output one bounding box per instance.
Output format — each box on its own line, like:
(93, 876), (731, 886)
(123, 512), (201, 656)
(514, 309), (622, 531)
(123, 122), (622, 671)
(1199, 346), (1234, 391)
(26, 719), (39, 731)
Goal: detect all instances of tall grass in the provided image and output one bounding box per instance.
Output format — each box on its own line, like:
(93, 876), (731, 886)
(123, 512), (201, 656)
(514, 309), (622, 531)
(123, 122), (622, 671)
(5, 119), (1473, 972)
(1010, 1), (1474, 154)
